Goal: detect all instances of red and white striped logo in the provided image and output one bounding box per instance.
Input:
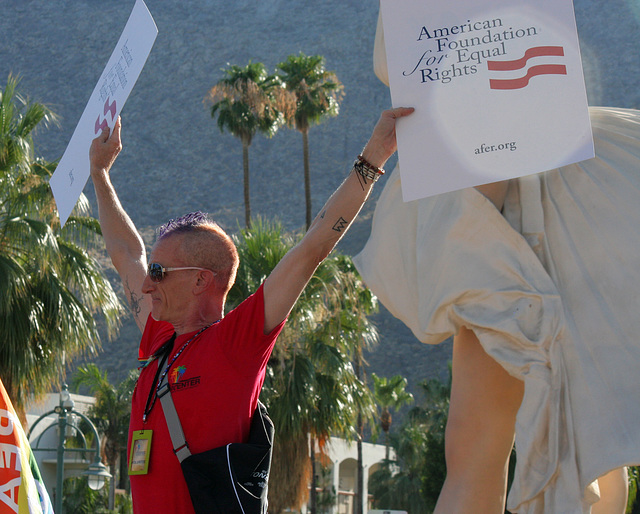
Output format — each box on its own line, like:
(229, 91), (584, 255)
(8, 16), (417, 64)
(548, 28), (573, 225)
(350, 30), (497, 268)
(487, 46), (566, 90)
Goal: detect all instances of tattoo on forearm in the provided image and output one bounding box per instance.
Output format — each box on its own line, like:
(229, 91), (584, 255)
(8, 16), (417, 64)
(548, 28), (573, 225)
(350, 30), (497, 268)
(125, 278), (142, 321)
(320, 210), (326, 219)
(355, 170), (367, 191)
(332, 217), (349, 232)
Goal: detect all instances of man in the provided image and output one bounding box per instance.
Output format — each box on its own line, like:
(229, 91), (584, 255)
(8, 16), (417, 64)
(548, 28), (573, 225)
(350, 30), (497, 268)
(88, 106), (413, 512)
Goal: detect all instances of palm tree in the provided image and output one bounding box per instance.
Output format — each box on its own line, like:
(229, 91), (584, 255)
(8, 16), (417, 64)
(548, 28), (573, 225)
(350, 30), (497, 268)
(227, 218), (377, 513)
(411, 369), (451, 510)
(334, 258), (380, 514)
(369, 370), (451, 513)
(372, 373), (414, 461)
(368, 423), (431, 514)
(205, 62), (294, 228)
(0, 74), (122, 417)
(72, 364), (136, 510)
(277, 53), (344, 229)
(301, 308), (376, 514)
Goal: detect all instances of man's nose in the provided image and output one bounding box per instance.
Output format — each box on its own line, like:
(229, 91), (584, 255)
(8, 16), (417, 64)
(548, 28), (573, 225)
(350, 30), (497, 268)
(141, 274), (155, 294)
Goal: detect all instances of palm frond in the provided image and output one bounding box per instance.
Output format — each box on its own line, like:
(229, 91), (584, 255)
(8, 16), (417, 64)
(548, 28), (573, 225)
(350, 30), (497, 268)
(0, 76), (123, 412)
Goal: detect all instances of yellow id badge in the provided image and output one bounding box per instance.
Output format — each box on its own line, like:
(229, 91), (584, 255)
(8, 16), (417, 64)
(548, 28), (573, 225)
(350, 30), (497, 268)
(128, 430), (153, 475)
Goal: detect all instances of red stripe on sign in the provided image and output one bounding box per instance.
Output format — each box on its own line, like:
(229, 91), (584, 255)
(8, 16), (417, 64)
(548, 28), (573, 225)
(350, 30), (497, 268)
(489, 64), (567, 90)
(488, 46), (565, 71)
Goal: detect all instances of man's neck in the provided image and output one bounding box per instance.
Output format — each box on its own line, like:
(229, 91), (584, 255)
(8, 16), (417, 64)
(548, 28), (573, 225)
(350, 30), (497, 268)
(172, 309), (224, 336)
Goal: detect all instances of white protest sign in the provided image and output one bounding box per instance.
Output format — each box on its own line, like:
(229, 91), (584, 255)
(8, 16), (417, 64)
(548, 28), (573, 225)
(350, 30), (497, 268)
(379, 0), (594, 201)
(49, 0), (157, 226)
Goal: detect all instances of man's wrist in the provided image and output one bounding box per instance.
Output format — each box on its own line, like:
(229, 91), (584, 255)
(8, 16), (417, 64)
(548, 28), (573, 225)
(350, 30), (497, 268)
(359, 146), (387, 170)
(90, 167), (112, 186)
(352, 154), (385, 183)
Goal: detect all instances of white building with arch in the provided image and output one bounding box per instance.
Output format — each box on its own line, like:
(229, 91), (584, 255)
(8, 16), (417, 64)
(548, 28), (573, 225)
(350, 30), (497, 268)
(302, 437), (393, 514)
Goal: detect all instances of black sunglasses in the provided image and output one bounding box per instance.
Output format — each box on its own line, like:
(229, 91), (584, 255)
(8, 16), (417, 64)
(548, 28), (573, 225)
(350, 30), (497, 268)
(147, 263), (210, 283)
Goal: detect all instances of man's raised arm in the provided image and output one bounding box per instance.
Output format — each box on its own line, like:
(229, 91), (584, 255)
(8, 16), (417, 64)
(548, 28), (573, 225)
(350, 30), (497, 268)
(90, 118), (151, 332)
(262, 107), (414, 333)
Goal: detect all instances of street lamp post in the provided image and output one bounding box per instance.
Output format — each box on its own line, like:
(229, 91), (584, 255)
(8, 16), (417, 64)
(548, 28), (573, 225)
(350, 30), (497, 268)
(28, 385), (111, 513)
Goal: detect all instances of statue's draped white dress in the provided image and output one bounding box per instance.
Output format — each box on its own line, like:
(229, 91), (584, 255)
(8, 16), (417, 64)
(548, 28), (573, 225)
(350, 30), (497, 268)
(354, 12), (640, 513)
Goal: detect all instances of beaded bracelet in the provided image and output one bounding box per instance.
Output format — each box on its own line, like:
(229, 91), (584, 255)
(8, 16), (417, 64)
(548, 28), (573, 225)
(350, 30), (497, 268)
(353, 154), (385, 183)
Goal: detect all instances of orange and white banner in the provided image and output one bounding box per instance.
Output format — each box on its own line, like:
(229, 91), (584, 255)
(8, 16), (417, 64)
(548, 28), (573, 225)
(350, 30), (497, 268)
(0, 380), (52, 514)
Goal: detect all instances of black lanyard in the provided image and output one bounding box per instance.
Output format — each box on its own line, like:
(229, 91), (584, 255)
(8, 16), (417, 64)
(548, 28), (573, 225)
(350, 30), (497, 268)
(141, 322), (217, 423)
(142, 333), (176, 423)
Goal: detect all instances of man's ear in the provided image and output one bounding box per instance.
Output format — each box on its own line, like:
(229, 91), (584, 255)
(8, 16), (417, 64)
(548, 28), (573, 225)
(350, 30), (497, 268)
(193, 270), (216, 295)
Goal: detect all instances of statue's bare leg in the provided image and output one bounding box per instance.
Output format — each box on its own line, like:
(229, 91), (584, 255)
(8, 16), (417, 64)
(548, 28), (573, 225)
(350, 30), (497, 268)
(592, 467), (628, 514)
(434, 326), (524, 514)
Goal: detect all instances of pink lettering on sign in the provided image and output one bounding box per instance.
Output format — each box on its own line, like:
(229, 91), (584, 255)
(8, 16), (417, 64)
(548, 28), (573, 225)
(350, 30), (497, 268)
(94, 98), (117, 134)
